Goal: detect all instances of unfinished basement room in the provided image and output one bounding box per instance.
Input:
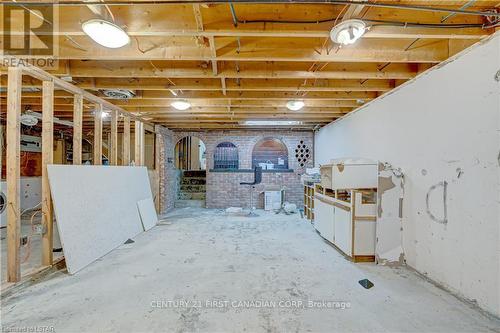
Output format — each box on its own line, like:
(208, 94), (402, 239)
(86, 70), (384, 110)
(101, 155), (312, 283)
(0, 1), (499, 332)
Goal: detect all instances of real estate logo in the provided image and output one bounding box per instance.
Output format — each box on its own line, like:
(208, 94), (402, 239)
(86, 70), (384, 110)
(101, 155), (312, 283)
(1, 3), (59, 69)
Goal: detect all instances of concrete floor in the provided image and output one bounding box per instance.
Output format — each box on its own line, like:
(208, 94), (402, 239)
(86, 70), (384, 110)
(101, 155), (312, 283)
(1, 208), (499, 332)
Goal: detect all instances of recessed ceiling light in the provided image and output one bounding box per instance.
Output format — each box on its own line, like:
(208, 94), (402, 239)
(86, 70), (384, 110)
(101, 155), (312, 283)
(330, 19), (366, 46)
(242, 120), (302, 126)
(286, 100), (305, 111)
(82, 19), (130, 48)
(171, 100), (191, 110)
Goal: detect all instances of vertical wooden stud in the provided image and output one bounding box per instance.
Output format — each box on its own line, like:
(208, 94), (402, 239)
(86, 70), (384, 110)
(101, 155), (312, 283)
(41, 80), (54, 266)
(134, 121), (144, 166)
(6, 67), (22, 282)
(123, 116), (130, 166)
(72, 94), (83, 165)
(110, 110), (118, 165)
(94, 105), (103, 165)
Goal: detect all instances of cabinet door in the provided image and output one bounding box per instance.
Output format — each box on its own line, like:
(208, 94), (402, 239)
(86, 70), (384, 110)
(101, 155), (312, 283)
(334, 207), (352, 256)
(321, 205), (335, 243)
(314, 199), (325, 234)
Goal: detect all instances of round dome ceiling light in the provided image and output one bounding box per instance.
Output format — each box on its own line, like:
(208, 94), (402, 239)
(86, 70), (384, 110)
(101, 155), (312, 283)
(286, 100), (305, 111)
(171, 100), (191, 111)
(330, 19), (366, 46)
(82, 19), (130, 49)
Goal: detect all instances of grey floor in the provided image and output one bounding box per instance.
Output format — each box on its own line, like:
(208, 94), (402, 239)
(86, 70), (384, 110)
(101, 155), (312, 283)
(1, 208), (499, 332)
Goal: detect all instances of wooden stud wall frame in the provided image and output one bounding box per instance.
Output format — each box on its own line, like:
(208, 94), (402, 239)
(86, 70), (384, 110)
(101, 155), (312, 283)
(4, 63), (151, 283)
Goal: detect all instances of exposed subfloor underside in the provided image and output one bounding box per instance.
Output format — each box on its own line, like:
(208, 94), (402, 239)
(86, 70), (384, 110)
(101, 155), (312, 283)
(2, 208), (499, 332)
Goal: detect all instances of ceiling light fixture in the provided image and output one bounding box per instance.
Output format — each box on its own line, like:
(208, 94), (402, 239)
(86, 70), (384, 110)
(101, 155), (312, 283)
(286, 100), (305, 111)
(330, 19), (366, 46)
(101, 111), (110, 118)
(171, 100), (191, 110)
(82, 19), (130, 48)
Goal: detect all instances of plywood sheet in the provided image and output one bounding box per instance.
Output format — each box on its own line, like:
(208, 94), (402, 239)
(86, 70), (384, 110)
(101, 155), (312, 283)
(137, 198), (158, 231)
(47, 165), (153, 274)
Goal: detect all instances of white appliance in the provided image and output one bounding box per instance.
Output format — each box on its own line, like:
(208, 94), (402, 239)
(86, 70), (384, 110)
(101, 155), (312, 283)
(0, 177), (42, 227)
(264, 190), (283, 211)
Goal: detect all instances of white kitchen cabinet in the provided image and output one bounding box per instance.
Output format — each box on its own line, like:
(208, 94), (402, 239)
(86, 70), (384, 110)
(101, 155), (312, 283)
(313, 187), (377, 262)
(313, 195), (334, 243)
(334, 205), (352, 256)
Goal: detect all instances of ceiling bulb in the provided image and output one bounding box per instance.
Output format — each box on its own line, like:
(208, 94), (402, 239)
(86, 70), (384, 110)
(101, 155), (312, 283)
(171, 100), (191, 110)
(82, 19), (130, 48)
(286, 100), (305, 111)
(330, 19), (366, 46)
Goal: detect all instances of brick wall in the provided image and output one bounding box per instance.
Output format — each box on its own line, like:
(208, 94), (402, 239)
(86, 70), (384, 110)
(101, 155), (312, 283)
(172, 130), (314, 209)
(155, 128), (313, 211)
(155, 125), (179, 213)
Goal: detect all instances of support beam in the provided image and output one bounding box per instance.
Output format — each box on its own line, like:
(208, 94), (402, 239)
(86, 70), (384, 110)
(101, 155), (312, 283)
(134, 121), (144, 166)
(73, 94), (83, 165)
(209, 36), (218, 75)
(221, 77), (226, 95)
(110, 110), (118, 165)
(41, 80), (54, 267)
(6, 67), (22, 282)
(94, 105), (103, 165)
(123, 116), (131, 166)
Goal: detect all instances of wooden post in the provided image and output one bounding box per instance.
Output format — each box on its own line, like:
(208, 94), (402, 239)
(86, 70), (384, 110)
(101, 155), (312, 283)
(73, 94), (83, 165)
(123, 116), (130, 166)
(6, 67), (22, 282)
(41, 80), (54, 266)
(134, 121), (144, 166)
(110, 110), (118, 165)
(94, 105), (103, 165)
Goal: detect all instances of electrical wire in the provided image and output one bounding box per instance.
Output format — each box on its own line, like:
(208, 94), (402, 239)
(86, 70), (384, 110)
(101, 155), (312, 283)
(3, 1), (500, 19)
(230, 17), (490, 29)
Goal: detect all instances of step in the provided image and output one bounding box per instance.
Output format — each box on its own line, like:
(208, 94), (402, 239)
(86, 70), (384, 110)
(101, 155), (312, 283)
(179, 192), (206, 200)
(182, 170), (206, 178)
(175, 200), (206, 208)
(181, 178), (206, 185)
(180, 185), (206, 192)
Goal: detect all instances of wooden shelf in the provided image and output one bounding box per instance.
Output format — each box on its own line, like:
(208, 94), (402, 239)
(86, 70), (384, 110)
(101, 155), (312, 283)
(303, 184), (315, 222)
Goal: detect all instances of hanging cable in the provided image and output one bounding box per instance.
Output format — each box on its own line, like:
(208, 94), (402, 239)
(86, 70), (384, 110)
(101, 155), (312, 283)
(5, 1), (500, 19)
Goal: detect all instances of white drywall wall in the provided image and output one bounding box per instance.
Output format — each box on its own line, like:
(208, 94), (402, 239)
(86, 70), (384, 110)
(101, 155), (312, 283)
(48, 165), (154, 274)
(315, 33), (500, 316)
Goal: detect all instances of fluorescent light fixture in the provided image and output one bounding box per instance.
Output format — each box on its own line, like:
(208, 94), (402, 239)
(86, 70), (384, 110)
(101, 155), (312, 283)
(286, 100), (305, 111)
(330, 19), (366, 45)
(242, 120), (303, 126)
(171, 100), (191, 110)
(82, 19), (130, 48)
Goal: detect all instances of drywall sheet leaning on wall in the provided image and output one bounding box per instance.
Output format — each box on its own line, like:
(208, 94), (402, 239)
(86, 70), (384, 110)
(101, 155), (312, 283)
(137, 198), (158, 231)
(47, 165), (154, 274)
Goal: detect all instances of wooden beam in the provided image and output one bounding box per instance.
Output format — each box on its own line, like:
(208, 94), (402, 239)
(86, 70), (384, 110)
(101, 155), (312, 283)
(123, 116), (131, 166)
(41, 80), (54, 267)
(110, 110), (118, 165)
(134, 121), (144, 166)
(209, 36), (218, 75)
(42, 61), (418, 80)
(44, 37), (453, 63)
(193, 4), (204, 32)
(1, 76), (395, 92)
(221, 77), (227, 95)
(73, 94), (83, 165)
(94, 105), (103, 165)
(6, 67), (22, 282)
